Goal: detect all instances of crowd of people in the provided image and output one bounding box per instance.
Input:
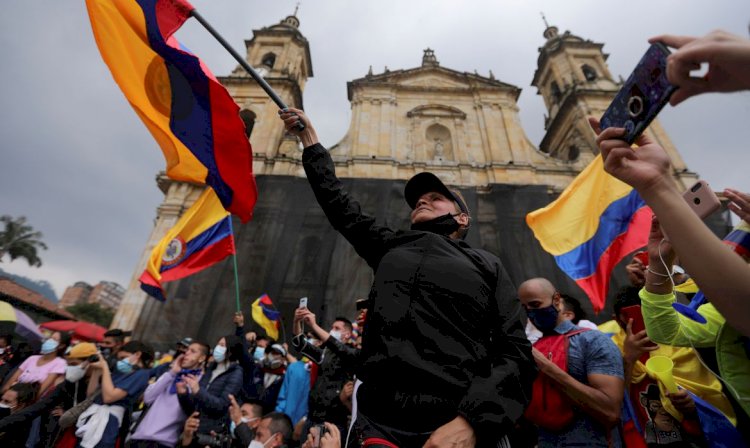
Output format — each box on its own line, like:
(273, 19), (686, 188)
(1, 29), (749, 448)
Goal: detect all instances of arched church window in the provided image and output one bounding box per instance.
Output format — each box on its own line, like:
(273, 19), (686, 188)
(425, 124), (453, 161)
(550, 81), (562, 103)
(261, 53), (276, 69)
(581, 64), (598, 81)
(239, 109), (257, 138)
(568, 145), (580, 161)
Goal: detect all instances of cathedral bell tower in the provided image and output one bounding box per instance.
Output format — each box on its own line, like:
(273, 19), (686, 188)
(220, 11), (313, 172)
(531, 20), (695, 189)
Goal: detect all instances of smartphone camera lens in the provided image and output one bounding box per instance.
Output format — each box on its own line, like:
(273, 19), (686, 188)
(627, 96), (644, 117)
(623, 120), (635, 136)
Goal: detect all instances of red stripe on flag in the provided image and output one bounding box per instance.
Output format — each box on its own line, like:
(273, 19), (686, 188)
(575, 206), (652, 312)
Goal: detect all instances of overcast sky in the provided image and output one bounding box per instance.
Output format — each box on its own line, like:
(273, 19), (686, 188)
(1, 0), (748, 299)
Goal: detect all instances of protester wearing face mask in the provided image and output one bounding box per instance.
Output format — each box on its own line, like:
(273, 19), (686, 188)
(232, 313), (266, 404)
(38, 342), (98, 447)
(129, 341), (209, 448)
(251, 412), (293, 448)
(98, 329), (129, 370)
(292, 308), (358, 440)
(518, 278), (624, 447)
(257, 344), (288, 412)
(0, 382), (38, 445)
(177, 335), (243, 437)
(1, 331), (70, 396)
(0, 334), (12, 367)
(78, 340), (153, 447)
(228, 394), (263, 447)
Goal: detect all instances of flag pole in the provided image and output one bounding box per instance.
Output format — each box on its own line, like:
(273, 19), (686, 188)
(231, 254), (241, 313)
(228, 218), (241, 313)
(190, 9), (304, 130)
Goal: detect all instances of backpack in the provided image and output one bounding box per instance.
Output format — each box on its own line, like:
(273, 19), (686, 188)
(524, 328), (589, 431)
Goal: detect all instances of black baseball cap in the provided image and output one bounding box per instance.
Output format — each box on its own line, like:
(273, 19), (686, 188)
(104, 329), (132, 338)
(404, 172), (468, 214)
(177, 337), (193, 347)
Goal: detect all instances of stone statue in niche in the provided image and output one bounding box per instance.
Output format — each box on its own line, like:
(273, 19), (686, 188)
(434, 138), (444, 159)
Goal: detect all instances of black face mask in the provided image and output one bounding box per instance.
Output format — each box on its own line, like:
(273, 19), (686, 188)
(0, 405), (11, 419)
(411, 213), (460, 236)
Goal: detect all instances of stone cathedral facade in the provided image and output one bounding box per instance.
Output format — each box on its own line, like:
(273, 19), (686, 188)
(111, 14), (699, 347)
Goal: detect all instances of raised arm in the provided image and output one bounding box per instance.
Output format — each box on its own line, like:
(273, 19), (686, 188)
(279, 108), (394, 268)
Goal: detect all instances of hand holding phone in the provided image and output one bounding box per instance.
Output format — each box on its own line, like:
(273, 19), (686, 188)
(600, 43), (677, 144)
(299, 297), (308, 309)
(620, 305), (657, 363)
(682, 180), (720, 219)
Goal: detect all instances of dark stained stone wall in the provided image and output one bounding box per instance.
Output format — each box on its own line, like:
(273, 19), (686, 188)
(132, 175), (733, 350)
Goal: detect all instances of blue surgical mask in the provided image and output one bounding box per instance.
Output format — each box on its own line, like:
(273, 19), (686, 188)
(527, 304), (560, 333)
(213, 345), (227, 363)
(253, 347), (264, 362)
(116, 357), (134, 374)
(40, 339), (59, 355)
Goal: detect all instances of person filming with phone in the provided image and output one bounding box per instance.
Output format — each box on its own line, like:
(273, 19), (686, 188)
(292, 304), (358, 440)
(280, 108), (534, 447)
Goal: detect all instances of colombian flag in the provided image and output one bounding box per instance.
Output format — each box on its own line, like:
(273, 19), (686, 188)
(527, 155), (651, 312)
(86, 0), (257, 221)
(140, 188), (235, 301)
(723, 220), (750, 259)
(252, 294), (280, 340)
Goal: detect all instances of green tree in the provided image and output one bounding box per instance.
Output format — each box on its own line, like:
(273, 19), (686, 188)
(65, 302), (115, 328)
(0, 215), (48, 267)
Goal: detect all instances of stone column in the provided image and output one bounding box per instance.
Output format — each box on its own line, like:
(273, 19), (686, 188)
(109, 176), (201, 331)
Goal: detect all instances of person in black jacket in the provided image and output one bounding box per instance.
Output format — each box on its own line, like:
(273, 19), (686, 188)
(292, 308), (358, 439)
(177, 334), (244, 436)
(232, 313), (265, 404)
(0, 382), (38, 446)
(279, 108), (536, 447)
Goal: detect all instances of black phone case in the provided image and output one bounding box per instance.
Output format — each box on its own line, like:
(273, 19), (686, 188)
(600, 42), (677, 144)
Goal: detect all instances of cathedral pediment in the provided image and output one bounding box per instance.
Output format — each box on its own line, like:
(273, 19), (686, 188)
(348, 65), (519, 100)
(397, 71), (471, 89)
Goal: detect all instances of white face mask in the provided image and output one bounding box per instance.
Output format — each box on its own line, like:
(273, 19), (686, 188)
(329, 330), (342, 341)
(65, 365), (86, 383)
(249, 433), (277, 448)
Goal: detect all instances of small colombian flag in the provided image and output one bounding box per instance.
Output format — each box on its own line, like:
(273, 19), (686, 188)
(252, 294), (280, 340)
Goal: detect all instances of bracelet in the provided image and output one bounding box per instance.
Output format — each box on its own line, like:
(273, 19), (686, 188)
(649, 278), (672, 286)
(647, 267), (671, 277)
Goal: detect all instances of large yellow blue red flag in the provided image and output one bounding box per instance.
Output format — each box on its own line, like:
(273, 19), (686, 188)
(526, 155), (651, 312)
(85, 0), (257, 221)
(140, 188), (235, 301)
(251, 294), (280, 340)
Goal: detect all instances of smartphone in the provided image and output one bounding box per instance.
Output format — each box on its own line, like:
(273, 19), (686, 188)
(683, 180), (720, 219)
(620, 305), (656, 360)
(633, 251), (649, 266)
(299, 297), (308, 309)
(312, 424), (328, 448)
(600, 42), (677, 144)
